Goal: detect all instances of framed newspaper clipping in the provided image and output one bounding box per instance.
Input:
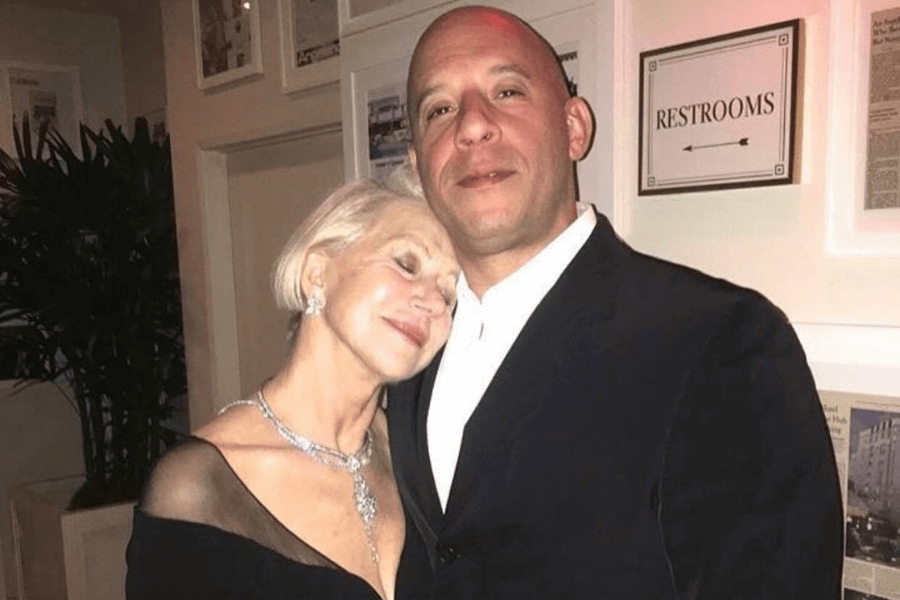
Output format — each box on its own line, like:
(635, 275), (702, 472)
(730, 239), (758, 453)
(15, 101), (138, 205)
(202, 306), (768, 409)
(826, 0), (900, 256)
(639, 20), (800, 195)
(192, 0), (263, 90)
(0, 62), (83, 158)
(278, 0), (340, 93)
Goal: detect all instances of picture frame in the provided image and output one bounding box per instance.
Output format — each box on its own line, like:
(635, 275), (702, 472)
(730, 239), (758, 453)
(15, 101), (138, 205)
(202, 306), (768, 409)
(192, 0), (263, 90)
(337, 0), (426, 38)
(638, 20), (800, 195)
(825, 0), (900, 256)
(347, 56), (410, 180)
(278, 0), (340, 93)
(0, 62), (83, 158)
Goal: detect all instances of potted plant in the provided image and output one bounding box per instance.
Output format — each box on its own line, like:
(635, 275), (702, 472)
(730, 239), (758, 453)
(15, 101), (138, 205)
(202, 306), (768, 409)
(0, 116), (187, 599)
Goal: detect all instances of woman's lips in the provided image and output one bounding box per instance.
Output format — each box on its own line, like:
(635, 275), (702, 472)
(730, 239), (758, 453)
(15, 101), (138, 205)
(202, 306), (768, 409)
(385, 318), (426, 347)
(457, 170), (515, 189)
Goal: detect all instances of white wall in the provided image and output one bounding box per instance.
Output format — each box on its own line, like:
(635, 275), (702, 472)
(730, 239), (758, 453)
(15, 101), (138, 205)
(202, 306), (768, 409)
(0, 2), (126, 142)
(159, 0), (345, 425)
(118, 0), (167, 127)
(620, 0), (900, 328)
(228, 130), (344, 396)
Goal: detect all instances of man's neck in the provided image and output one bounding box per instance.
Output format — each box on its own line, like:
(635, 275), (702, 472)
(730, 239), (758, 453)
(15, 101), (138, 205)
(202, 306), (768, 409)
(460, 208), (580, 299)
(461, 254), (528, 299)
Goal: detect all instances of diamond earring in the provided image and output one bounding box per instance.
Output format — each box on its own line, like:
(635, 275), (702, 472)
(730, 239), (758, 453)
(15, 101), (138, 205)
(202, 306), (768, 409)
(304, 285), (326, 317)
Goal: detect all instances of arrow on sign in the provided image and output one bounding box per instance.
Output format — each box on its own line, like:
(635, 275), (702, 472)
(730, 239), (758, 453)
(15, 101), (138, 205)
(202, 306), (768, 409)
(683, 137), (749, 152)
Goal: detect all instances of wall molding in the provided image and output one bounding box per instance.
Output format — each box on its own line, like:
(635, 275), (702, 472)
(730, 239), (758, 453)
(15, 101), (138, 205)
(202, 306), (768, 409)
(793, 322), (900, 397)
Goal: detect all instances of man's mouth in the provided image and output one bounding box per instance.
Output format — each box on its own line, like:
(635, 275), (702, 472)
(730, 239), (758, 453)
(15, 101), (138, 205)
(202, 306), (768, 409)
(457, 170), (515, 188)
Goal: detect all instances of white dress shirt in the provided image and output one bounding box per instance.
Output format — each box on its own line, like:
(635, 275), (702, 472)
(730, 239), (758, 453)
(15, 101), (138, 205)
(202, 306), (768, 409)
(427, 203), (597, 509)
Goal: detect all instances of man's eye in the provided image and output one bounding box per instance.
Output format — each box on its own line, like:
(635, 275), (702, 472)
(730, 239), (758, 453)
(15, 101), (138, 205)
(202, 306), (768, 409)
(498, 89), (522, 99)
(425, 105), (451, 121)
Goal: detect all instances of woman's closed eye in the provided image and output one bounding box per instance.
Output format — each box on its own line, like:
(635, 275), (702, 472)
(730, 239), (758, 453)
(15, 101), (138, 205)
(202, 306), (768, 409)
(394, 253), (420, 275)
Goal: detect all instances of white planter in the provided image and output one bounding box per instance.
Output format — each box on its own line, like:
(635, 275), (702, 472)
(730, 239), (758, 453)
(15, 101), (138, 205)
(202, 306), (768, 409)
(0, 535), (7, 600)
(9, 476), (134, 600)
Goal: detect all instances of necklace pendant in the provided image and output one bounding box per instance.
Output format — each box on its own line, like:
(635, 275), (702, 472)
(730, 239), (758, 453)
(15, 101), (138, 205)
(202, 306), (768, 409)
(353, 474), (378, 530)
(252, 390), (380, 563)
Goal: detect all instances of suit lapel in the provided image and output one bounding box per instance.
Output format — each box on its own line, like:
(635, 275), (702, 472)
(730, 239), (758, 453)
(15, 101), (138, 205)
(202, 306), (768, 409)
(442, 215), (630, 521)
(389, 349), (445, 537)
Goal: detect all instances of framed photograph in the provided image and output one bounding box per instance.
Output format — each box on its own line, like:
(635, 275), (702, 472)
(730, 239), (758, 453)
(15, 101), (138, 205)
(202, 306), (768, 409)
(278, 0), (340, 92)
(639, 20), (800, 195)
(0, 62), (83, 158)
(826, 0), (900, 256)
(346, 57), (409, 180)
(846, 407), (900, 566)
(192, 0), (263, 90)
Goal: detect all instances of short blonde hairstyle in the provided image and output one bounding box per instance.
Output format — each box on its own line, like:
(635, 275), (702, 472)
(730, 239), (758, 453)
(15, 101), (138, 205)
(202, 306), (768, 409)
(272, 162), (428, 318)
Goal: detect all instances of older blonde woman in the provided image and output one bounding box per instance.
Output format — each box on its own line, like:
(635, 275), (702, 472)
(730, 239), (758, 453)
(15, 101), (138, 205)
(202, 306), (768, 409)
(126, 166), (459, 600)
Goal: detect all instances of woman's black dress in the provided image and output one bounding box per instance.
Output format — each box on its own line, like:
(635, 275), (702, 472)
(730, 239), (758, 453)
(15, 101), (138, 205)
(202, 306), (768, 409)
(125, 437), (392, 599)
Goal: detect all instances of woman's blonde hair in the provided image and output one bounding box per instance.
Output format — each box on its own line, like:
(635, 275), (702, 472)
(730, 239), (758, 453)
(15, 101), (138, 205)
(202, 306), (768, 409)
(272, 162), (428, 319)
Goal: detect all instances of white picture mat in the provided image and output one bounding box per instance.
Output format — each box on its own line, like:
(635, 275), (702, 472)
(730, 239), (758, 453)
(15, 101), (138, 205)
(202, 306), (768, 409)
(192, 0), (263, 90)
(349, 57), (408, 178)
(0, 62), (82, 157)
(366, 82), (408, 179)
(278, 0), (340, 92)
(826, 0), (900, 256)
(338, 0), (451, 37)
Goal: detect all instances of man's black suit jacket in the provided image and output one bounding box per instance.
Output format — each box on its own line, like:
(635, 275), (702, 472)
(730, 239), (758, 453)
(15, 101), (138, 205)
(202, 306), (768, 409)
(388, 215), (843, 599)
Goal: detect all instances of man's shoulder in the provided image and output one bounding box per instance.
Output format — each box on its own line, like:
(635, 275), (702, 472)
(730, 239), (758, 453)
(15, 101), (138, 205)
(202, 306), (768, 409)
(570, 228), (783, 326)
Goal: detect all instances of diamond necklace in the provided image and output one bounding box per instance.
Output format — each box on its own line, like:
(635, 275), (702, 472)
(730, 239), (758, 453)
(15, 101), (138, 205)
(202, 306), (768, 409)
(244, 389), (379, 563)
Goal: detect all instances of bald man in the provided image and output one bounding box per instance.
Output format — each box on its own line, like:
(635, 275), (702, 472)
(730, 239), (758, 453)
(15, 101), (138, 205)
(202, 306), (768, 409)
(387, 6), (843, 599)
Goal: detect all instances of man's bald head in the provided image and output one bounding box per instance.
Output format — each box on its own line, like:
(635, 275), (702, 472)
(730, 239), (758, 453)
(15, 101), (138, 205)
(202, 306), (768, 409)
(400, 5), (594, 291)
(406, 6), (572, 137)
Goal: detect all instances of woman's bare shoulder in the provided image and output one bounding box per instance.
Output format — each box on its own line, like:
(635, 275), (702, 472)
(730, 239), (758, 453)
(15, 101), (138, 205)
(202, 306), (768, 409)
(141, 405), (269, 518)
(139, 437), (226, 520)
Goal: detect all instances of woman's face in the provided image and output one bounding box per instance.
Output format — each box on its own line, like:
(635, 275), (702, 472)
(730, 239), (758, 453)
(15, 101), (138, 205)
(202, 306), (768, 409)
(320, 202), (459, 383)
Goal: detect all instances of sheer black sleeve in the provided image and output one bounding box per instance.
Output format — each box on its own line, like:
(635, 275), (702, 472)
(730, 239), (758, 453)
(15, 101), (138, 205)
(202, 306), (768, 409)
(126, 438), (379, 600)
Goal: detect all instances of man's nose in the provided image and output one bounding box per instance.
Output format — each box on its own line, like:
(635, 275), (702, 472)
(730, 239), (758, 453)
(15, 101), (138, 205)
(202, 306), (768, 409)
(455, 93), (500, 147)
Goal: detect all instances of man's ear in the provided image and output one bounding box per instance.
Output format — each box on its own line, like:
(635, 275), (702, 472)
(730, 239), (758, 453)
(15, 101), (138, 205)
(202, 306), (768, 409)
(565, 97), (595, 161)
(408, 145), (418, 170)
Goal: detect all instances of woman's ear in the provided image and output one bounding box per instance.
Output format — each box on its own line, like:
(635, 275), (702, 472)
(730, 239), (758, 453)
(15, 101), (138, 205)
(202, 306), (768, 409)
(300, 248), (329, 300)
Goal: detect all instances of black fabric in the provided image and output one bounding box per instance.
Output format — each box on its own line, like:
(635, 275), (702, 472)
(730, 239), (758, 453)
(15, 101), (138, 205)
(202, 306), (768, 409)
(125, 437), (384, 599)
(388, 214), (844, 600)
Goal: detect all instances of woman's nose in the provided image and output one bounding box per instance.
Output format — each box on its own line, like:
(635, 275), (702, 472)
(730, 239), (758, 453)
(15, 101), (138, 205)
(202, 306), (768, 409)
(413, 281), (447, 315)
